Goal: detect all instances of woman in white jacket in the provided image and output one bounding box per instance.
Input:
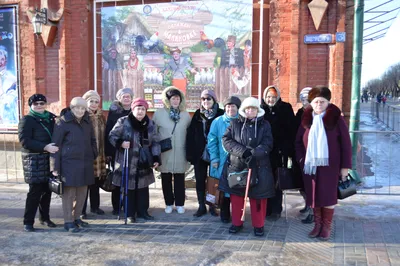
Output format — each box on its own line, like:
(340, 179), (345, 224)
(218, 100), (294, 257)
(153, 86), (191, 214)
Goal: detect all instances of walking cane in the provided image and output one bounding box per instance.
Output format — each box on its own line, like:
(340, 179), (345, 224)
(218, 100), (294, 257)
(124, 148), (129, 225)
(118, 148), (129, 224)
(241, 168), (252, 222)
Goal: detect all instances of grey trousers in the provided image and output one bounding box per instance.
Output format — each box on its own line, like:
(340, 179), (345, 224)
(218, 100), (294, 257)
(62, 186), (87, 223)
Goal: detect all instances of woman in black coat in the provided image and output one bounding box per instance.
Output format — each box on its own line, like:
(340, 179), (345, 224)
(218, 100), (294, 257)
(261, 85), (296, 221)
(220, 97), (275, 237)
(104, 88), (133, 215)
(186, 89), (224, 217)
(18, 94), (58, 232)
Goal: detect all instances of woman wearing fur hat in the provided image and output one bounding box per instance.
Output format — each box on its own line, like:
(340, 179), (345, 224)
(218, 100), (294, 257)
(261, 85), (296, 221)
(80, 90), (107, 218)
(50, 97), (98, 232)
(186, 89), (224, 217)
(153, 87), (191, 214)
(104, 87), (133, 215)
(207, 96), (241, 223)
(295, 86), (351, 241)
(220, 97), (275, 236)
(109, 98), (161, 223)
(18, 94), (58, 232)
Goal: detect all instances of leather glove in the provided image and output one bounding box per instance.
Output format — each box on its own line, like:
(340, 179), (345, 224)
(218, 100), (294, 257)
(242, 149), (252, 159)
(245, 156), (257, 169)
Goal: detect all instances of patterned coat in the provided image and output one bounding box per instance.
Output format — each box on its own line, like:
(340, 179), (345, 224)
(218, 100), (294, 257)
(89, 109), (107, 179)
(109, 114), (161, 190)
(295, 104), (352, 207)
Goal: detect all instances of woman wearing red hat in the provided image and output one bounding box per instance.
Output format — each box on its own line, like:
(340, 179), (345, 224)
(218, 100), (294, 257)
(108, 98), (161, 223)
(295, 86), (352, 241)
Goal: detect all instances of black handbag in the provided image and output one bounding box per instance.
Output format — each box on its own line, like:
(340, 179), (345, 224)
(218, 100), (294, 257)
(159, 121), (177, 153)
(49, 177), (63, 195)
(138, 141), (153, 169)
(275, 157), (302, 190)
(337, 174), (357, 200)
(100, 163), (116, 192)
(227, 167), (258, 189)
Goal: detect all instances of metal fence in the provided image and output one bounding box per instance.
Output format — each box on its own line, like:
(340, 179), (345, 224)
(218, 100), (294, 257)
(370, 102), (400, 131)
(0, 132), (23, 183)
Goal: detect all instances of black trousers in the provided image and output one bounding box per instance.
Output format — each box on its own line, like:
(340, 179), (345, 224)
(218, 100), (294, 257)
(161, 172), (185, 206)
(127, 187), (149, 217)
(267, 186), (283, 215)
(112, 186), (120, 211)
(23, 182), (52, 225)
(194, 160), (208, 205)
(82, 177), (101, 214)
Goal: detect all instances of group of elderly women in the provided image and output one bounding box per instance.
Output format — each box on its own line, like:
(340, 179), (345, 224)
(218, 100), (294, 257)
(19, 84), (351, 240)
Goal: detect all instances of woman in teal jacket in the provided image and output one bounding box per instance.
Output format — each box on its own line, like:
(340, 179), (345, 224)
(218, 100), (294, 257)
(207, 96), (241, 223)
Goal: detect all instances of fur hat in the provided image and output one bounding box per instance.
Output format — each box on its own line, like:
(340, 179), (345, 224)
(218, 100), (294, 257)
(299, 87), (312, 102)
(308, 86), (331, 103)
(169, 47), (181, 54)
(239, 97), (265, 118)
(82, 90), (101, 102)
(116, 88), (134, 101)
(223, 96), (241, 109)
(70, 97), (88, 109)
(201, 89), (217, 102)
(28, 94), (47, 106)
(131, 98), (149, 110)
(166, 87), (181, 100)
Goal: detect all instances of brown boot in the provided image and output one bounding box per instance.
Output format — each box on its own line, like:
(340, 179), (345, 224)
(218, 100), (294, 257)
(308, 207), (322, 238)
(319, 208), (334, 241)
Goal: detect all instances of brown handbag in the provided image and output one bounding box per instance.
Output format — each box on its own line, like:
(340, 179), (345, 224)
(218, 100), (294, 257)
(205, 176), (222, 207)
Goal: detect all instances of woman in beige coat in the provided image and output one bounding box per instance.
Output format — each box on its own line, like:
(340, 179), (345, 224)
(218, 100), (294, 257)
(153, 86), (191, 214)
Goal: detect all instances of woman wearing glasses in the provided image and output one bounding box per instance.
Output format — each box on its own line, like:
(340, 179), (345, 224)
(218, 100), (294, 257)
(186, 89), (224, 217)
(80, 90), (107, 218)
(18, 94), (58, 232)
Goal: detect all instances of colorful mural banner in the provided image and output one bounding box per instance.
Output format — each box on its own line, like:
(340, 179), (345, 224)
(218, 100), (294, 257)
(100, 0), (253, 111)
(0, 6), (19, 130)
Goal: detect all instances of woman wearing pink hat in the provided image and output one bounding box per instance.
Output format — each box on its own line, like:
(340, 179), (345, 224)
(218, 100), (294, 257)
(108, 98), (161, 223)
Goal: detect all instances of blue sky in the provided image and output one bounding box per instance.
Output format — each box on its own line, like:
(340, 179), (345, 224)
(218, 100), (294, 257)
(362, 1), (400, 86)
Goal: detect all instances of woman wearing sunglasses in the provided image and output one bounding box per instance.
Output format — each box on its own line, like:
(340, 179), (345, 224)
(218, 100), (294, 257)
(18, 94), (58, 232)
(186, 89), (224, 217)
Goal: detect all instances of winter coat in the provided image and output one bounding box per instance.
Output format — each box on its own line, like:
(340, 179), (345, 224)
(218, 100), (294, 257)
(261, 98), (296, 170)
(219, 115), (276, 199)
(295, 104), (352, 207)
(50, 110), (98, 187)
(89, 109), (107, 178)
(186, 106), (224, 165)
(108, 114), (161, 190)
(294, 107), (305, 131)
(105, 101), (131, 159)
(18, 112), (56, 184)
(207, 113), (238, 179)
(153, 87), (191, 174)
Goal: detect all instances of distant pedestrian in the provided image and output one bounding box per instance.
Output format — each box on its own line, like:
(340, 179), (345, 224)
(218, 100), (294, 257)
(295, 86), (352, 241)
(18, 94), (58, 232)
(382, 96), (387, 105)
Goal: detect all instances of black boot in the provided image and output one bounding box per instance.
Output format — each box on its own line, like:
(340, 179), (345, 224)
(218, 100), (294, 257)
(220, 196), (231, 223)
(193, 191), (207, 217)
(301, 213), (314, 224)
(254, 227), (264, 236)
(299, 205), (311, 214)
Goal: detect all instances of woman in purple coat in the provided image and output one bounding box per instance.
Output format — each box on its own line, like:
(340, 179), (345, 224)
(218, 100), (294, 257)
(295, 86), (352, 241)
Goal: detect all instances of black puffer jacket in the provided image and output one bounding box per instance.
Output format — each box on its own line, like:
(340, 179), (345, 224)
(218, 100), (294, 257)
(186, 106), (224, 165)
(219, 115), (275, 199)
(18, 112), (56, 184)
(105, 101), (131, 158)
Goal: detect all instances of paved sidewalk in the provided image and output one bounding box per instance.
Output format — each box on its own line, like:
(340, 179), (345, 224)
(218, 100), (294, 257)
(1, 182), (400, 266)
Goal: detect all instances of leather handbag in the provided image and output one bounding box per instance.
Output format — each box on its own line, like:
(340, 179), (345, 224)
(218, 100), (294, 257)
(48, 177), (63, 195)
(201, 148), (211, 163)
(338, 174), (357, 200)
(227, 168), (258, 189)
(205, 176), (221, 207)
(100, 163), (116, 192)
(138, 145), (153, 169)
(159, 121), (177, 153)
(275, 157), (302, 190)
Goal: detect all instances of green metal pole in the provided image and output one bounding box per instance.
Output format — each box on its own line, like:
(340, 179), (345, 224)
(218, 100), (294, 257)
(349, 0), (364, 183)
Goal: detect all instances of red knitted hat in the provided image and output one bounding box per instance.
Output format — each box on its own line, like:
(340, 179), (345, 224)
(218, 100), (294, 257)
(131, 98), (149, 110)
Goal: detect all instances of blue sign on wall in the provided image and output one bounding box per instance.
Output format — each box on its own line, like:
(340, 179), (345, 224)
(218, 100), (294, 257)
(336, 32), (346, 42)
(304, 34), (333, 44)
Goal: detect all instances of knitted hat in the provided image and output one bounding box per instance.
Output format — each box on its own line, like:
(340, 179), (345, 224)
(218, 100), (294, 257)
(238, 97), (265, 118)
(28, 94), (47, 106)
(263, 85), (281, 102)
(299, 87), (312, 102)
(70, 97), (88, 109)
(201, 89), (217, 102)
(131, 98), (149, 110)
(116, 88), (134, 101)
(223, 96), (241, 109)
(82, 90), (101, 102)
(166, 88), (181, 100)
(308, 86), (331, 103)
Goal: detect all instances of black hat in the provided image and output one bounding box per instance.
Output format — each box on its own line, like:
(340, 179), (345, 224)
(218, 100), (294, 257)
(28, 94), (47, 106)
(223, 96), (241, 109)
(166, 89), (181, 100)
(308, 86), (331, 103)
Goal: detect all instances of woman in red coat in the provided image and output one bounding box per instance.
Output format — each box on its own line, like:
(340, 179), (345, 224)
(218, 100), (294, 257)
(295, 86), (352, 241)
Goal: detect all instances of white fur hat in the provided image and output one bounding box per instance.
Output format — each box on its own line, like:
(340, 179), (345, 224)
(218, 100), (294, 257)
(239, 97), (265, 118)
